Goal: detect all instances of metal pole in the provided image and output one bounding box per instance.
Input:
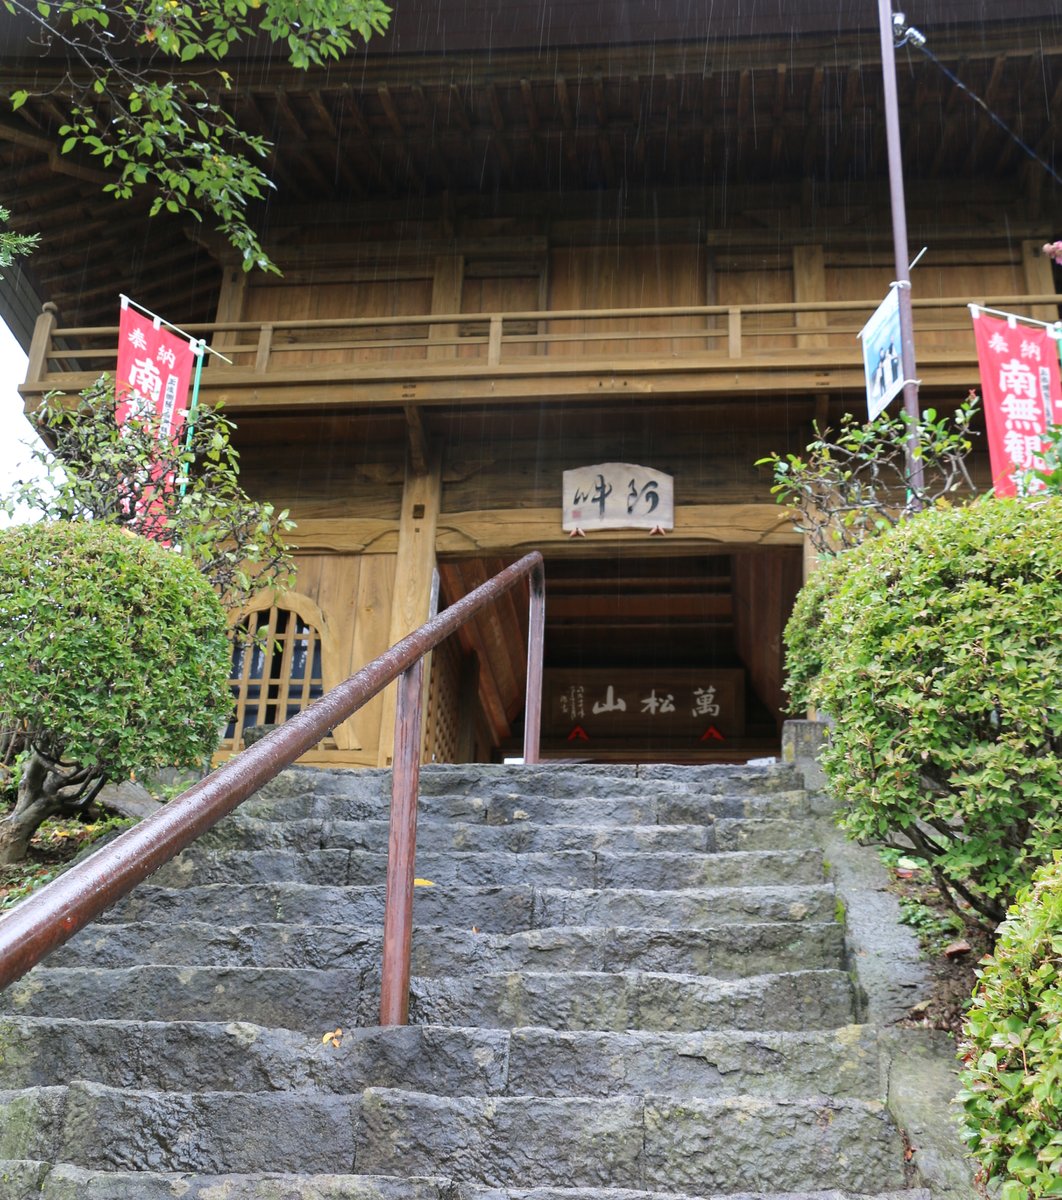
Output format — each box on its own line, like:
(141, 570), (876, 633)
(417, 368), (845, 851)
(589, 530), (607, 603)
(877, 0), (925, 494)
(178, 339), (206, 499)
(522, 560), (545, 765)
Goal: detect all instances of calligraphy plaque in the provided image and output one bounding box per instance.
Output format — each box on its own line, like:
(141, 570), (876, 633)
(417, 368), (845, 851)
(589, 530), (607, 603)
(545, 669), (745, 739)
(562, 463), (674, 532)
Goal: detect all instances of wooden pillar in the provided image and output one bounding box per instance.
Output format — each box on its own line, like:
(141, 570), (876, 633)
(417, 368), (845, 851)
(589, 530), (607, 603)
(376, 453), (442, 766)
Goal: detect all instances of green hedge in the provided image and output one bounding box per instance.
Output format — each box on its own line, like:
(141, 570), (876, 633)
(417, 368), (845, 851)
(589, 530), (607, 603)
(0, 521), (230, 780)
(959, 855), (1062, 1198)
(785, 498), (1062, 925)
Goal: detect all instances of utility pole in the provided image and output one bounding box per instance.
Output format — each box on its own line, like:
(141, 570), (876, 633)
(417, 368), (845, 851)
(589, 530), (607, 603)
(877, 1), (925, 493)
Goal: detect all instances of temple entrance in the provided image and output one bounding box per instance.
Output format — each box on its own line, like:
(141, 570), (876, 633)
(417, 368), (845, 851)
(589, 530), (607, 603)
(432, 547), (803, 765)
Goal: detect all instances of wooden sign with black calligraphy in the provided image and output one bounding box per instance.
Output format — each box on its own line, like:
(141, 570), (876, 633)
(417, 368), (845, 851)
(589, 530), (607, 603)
(545, 669), (745, 739)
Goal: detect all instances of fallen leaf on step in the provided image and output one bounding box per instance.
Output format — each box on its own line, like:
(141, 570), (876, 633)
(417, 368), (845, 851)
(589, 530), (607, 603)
(414, 878), (435, 887)
(322, 1027), (343, 1048)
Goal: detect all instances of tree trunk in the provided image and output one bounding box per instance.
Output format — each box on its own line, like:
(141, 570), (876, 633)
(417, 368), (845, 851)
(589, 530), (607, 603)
(0, 750), (69, 865)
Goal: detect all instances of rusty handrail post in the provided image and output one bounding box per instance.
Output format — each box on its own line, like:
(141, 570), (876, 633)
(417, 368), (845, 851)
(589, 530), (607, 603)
(523, 558), (545, 764)
(378, 658), (426, 1025)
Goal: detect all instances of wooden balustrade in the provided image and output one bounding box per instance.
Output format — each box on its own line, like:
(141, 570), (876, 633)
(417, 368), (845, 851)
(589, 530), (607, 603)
(20, 295), (1060, 406)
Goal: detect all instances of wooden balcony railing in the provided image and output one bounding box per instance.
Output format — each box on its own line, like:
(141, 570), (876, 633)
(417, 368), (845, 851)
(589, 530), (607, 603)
(23, 294), (1060, 405)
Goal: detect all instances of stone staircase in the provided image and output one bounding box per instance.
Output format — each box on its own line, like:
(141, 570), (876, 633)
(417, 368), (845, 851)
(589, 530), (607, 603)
(0, 763), (930, 1199)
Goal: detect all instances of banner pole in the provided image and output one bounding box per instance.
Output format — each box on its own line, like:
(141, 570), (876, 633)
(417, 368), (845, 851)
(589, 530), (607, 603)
(179, 340), (206, 498)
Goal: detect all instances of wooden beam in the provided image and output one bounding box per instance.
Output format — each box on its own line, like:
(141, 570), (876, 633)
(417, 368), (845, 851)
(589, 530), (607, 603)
(378, 84), (406, 139)
(770, 64), (787, 172)
(555, 76), (580, 170)
(0, 119), (112, 184)
(283, 502), (801, 559)
(486, 83), (516, 183)
(519, 78), (545, 173)
(802, 66), (824, 175)
(413, 84), (453, 189)
(548, 594), (733, 620)
(435, 503), (800, 553)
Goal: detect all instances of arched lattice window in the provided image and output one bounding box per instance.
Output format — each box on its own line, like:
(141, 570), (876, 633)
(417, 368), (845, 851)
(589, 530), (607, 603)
(223, 603), (332, 752)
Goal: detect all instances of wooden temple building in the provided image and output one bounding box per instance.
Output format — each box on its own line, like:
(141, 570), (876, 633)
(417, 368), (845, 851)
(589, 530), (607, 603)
(1, 1), (1060, 766)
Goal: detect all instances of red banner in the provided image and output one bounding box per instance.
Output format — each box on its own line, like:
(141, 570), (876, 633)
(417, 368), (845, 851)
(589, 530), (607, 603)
(116, 302), (197, 537)
(973, 311), (1062, 496)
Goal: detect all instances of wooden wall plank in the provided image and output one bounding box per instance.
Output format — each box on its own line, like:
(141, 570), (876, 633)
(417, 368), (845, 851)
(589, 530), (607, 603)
(715, 265), (795, 352)
(547, 244), (707, 356)
(1022, 239), (1058, 322)
(347, 553), (398, 759)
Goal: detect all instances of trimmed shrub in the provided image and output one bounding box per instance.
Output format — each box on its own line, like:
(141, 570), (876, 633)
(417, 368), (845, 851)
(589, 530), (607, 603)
(958, 855), (1062, 1198)
(785, 498), (1062, 926)
(0, 521), (230, 862)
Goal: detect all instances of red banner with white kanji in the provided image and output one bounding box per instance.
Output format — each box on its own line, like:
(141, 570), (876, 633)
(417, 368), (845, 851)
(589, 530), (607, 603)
(972, 311), (1062, 496)
(116, 301), (197, 537)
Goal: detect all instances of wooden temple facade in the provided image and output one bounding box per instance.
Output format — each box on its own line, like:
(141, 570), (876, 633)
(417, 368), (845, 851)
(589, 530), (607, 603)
(2, 1), (1060, 765)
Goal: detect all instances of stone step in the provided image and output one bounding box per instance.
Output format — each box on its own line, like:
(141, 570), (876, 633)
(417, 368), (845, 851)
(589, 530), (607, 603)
(0, 1017), (883, 1101)
(95, 882), (836, 930)
(713, 818), (817, 853)
(0, 1164), (457, 1200)
(0, 1171), (929, 1200)
(0, 1019), (507, 1096)
(200, 815), (815, 856)
(502, 1025), (883, 1099)
(147, 847), (824, 891)
(0, 1083), (359, 1175)
(0, 966), (377, 1029)
(198, 816), (718, 855)
(249, 765), (803, 811)
(407, 969), (855, 1032)
(50, 919), (845, 977)
(0, 965), (853, 1033)
(242, 784), (809, 826)
(467, 1188), (930, 1200)
(356, 1089), (908, 1194)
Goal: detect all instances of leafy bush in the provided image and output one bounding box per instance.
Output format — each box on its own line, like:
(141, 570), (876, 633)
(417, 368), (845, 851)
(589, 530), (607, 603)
(6, 380), (294, 611)
(785, 498), (1062, 927)
(958, 855), (1062, 1198)
(0, 522), (230, 863)
(758, 398), (979, 553)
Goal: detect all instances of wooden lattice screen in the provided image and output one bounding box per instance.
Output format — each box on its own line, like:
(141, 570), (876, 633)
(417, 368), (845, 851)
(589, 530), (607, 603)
(222, 606), (335, 753)
(423, 634), (463, 764)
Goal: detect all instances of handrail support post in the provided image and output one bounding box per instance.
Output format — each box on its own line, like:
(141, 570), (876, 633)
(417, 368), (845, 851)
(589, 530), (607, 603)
(379, 659), (425, 1025)
(522, 562), (545, 764)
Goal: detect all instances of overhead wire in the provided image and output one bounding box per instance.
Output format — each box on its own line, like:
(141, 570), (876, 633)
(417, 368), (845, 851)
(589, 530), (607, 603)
(895, 22), (1062, 189)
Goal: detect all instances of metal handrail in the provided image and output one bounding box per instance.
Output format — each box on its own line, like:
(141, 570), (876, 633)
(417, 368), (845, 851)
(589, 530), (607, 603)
(0, 550), (546, 1024)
